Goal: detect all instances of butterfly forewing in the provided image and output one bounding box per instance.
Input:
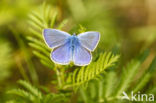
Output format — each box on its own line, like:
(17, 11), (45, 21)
(43, 29), (70, 48)
(78, 32), (100, 51)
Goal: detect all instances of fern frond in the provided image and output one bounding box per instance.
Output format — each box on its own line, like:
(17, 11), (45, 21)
(98, 79), (104, 102)
(76, 50), (156, 103)
(133, 56), (156, 93)
(89, 82), (97, 99)
(27, 36), (50, 51)
(50, 11), (58, 28)
(28, 43), (49, 56)
(44, 93), (67, 103)
(7, 80), (68, 103)
(79, 87), (90, 103)
(71, 52), (119, 88)
(133, 74), (151, 93)
(7, 89), (35, 102)
(32, 51), (53, 66)
(104, 71), (117, 98)
(57, 19), (68, 30)
(28, 20), (43, 32)
(27, 3), (68, 69)
(28, 28), (43, 39)
(18, 80), (42, 99)
(114, 50), (149, 97)
(28, 13), (43, 28)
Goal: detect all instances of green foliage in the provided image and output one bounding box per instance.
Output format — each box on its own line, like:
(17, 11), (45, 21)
(0, 0), (33, 26)
(65, 52), (119, 89)
(134, 56), (156, 93)
(27, 3), (120, 91)
(7, 80), (67, 103)
(27, 3), (69, 69)
(4, 1), (156, 103)
(114, 50), (149, 97)
(9, 25), (39, 85)
(27, 4), (54, 69)
(130, 26), (156, 48)
(67, 0), (120, 49)
(0, 40), (12, 82)
(78, 50), (156, 103)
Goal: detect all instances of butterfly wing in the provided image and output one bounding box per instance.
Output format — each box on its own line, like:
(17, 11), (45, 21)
(73, 44), (92, 66)
(51, 41), (72, 65)
(78, 32), (100, 51)
(43, 29), (70, 48)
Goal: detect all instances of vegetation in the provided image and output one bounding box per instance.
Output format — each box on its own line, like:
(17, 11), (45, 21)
(0, 0), (156, 103)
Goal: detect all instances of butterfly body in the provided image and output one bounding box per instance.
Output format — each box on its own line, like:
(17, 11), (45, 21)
(43, 29), (100, 66)
(62, 34), (80, 61)
(68, 34), (78, 49)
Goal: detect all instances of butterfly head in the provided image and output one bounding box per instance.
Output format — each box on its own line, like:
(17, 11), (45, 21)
(73, 33), (76, 36)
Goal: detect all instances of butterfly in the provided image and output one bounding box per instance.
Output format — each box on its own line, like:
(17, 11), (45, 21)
(43, 29), (100, 66)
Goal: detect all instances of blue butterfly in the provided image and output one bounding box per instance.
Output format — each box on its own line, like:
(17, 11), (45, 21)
(43, 29), (100, 66)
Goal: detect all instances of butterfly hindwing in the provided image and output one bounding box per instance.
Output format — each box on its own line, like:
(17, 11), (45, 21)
(43, 29), (70, 48)
(78, 32), (100, 51)
(73, 44), (92, 66)
(51, 42), (72, 65)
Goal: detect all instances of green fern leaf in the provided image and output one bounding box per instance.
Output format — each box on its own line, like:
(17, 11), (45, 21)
(114, 50), (149, 97)
(71, 52), (119, 88)
(104, 71), (117, 98)
(133, 56), (156, 93)
(27, 3), (68, 69)
(7, 80), (68, 103)
(7, 89), (35, 102)
(18, 80), (42, 99)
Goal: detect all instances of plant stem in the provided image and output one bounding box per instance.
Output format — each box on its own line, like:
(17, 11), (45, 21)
(56, 69), (62, 88)
(54, 65), (63, 89)
(15, 57), (30, 82)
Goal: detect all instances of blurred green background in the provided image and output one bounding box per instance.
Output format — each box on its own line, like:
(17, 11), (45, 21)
(0, 0), (156, 102)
